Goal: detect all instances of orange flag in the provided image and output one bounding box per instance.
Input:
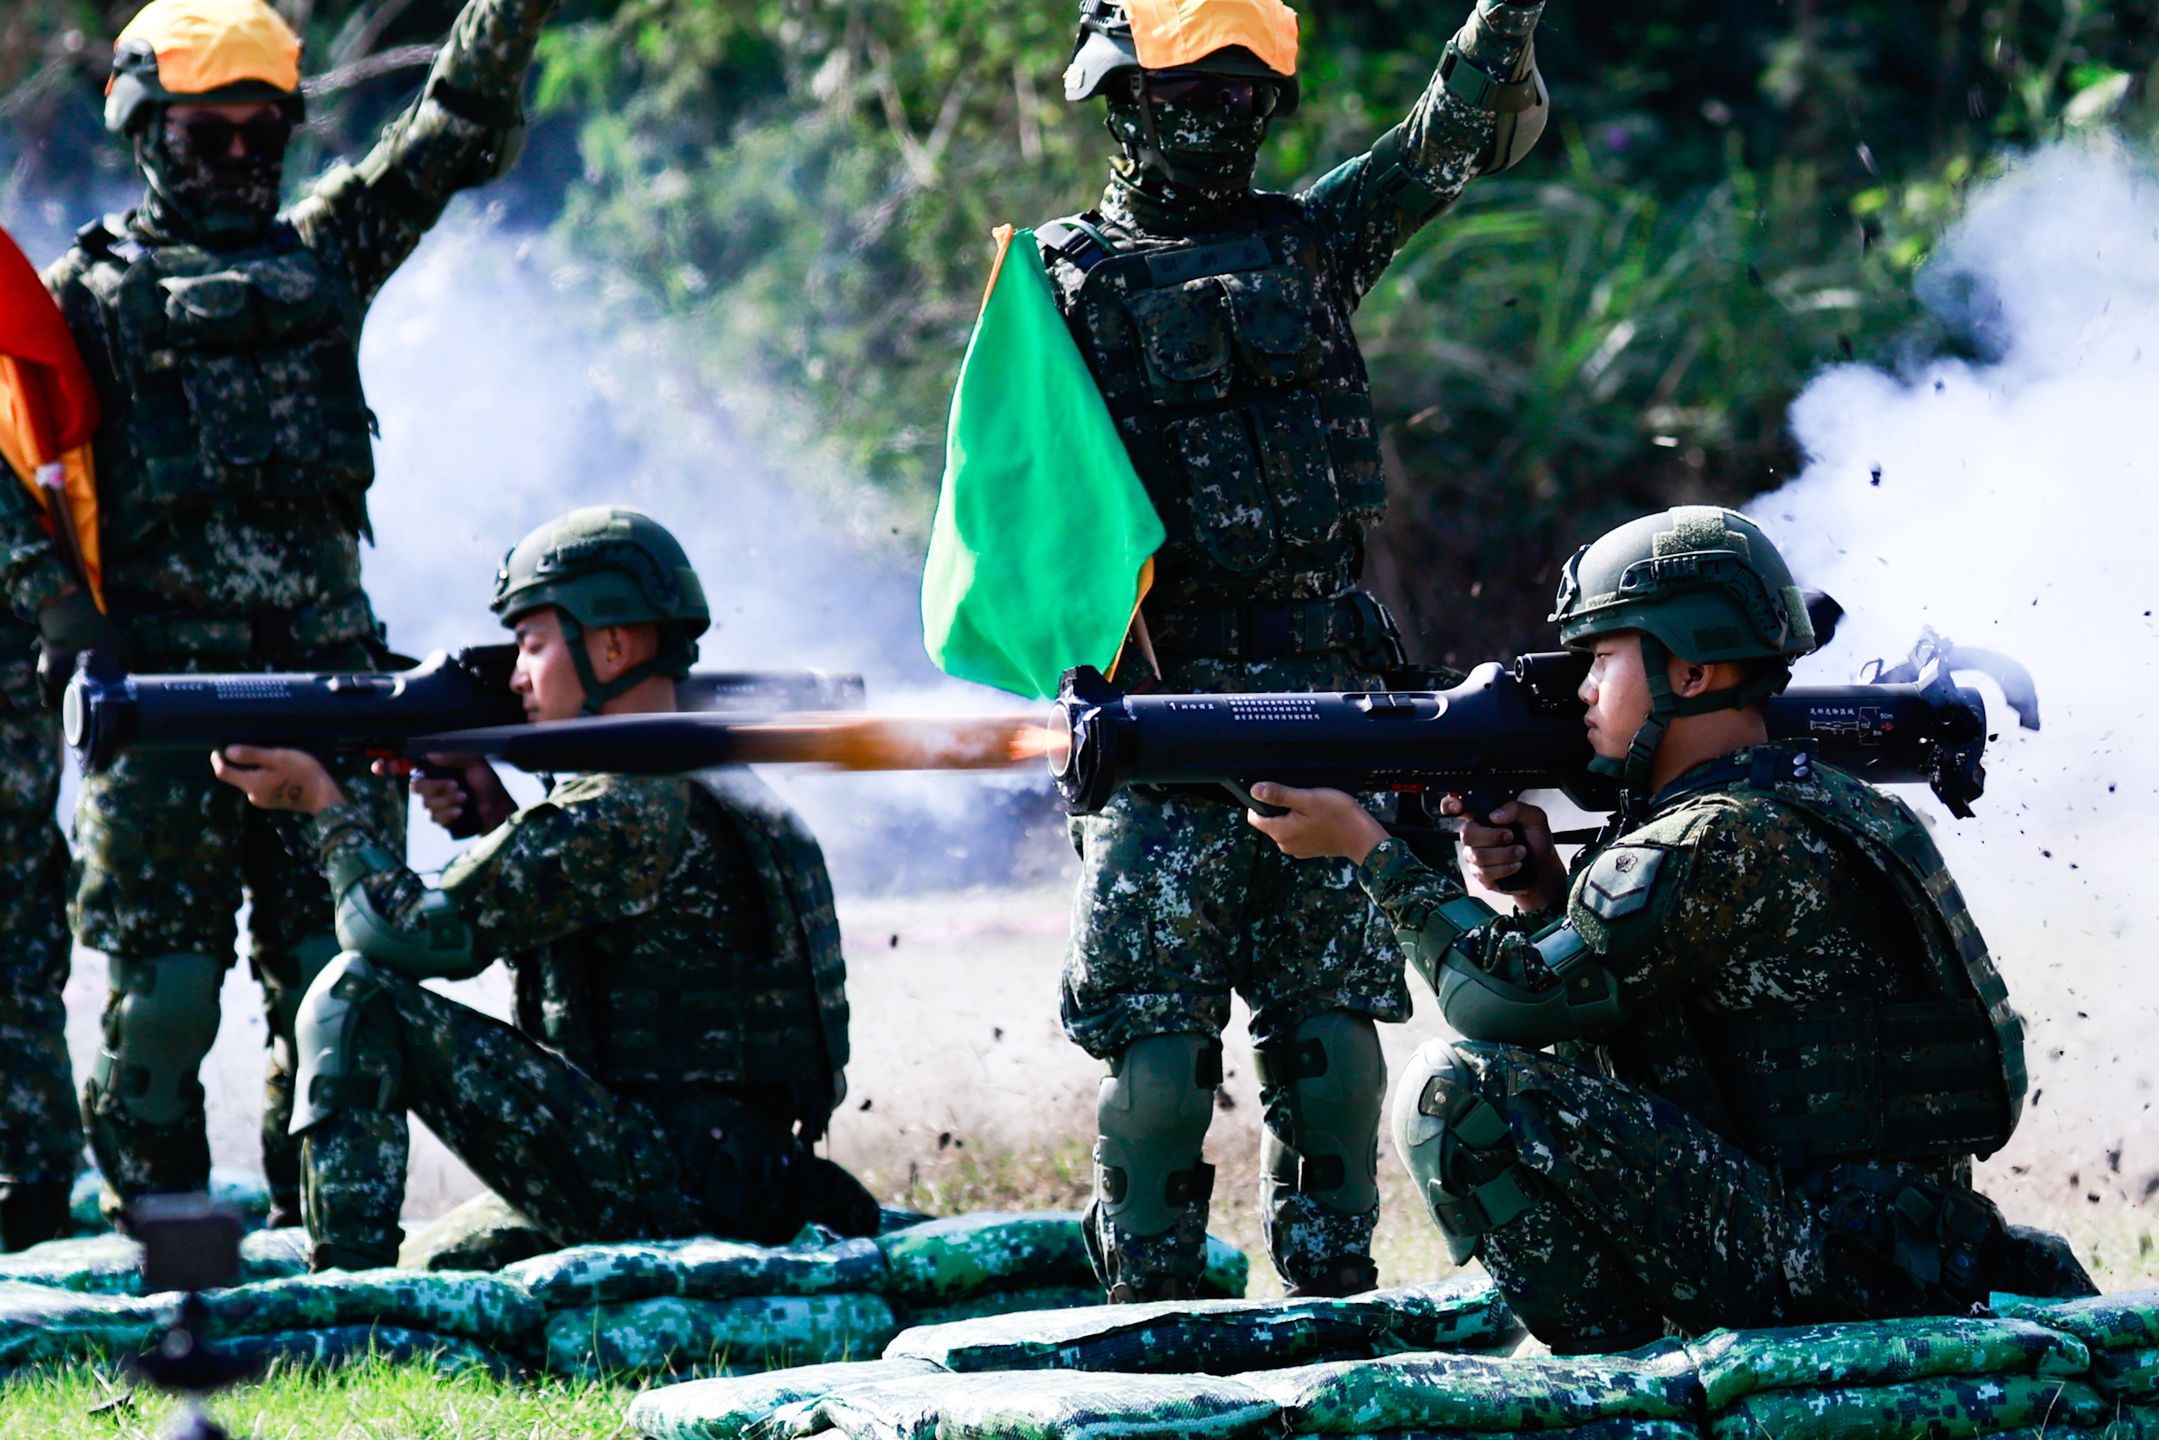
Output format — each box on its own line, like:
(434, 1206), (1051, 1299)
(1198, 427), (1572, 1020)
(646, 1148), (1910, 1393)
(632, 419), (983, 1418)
(0, 222), (104, 609)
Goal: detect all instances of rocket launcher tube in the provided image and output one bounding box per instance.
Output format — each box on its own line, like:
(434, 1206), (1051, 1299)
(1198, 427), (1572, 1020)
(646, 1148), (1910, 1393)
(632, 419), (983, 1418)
(1048, 647), (1996, 819)
(63, 647), (867, 774)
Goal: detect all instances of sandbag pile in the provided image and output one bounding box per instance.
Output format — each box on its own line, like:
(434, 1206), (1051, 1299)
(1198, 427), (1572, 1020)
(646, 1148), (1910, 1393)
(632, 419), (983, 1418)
(0, 1209), (1248, 1381)
(630, 1283), (2159, 1440)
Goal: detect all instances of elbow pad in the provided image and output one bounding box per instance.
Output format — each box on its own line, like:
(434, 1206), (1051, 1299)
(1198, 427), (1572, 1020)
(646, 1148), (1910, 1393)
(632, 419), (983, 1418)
(328, 839), (476, 979)
(1435, 923), (1624, 1046)
(1444, 0), (1550, 176)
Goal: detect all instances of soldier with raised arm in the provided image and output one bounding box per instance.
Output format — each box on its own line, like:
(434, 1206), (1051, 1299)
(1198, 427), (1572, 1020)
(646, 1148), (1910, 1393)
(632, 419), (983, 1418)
(0, 0), (563, 1222)
(1040, 0), (1549, 1299)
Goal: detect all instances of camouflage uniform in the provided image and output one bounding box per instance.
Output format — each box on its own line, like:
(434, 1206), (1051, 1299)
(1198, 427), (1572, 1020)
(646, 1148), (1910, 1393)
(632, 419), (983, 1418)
(0, 0), (563, 1217)
(1372, 745), (2091, 1354)
(0, 635), (80, 1248)
(1046, 0), (1545, 1296)
(290, 768), (866, 1272)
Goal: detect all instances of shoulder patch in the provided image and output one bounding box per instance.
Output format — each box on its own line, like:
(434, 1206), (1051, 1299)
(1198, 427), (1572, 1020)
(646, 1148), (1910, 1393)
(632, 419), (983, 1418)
(1578, 843), (1668, 920)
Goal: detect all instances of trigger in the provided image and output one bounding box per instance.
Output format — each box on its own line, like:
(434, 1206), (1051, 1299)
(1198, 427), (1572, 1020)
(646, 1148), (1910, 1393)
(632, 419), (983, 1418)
(1222, 780), (1288, 817)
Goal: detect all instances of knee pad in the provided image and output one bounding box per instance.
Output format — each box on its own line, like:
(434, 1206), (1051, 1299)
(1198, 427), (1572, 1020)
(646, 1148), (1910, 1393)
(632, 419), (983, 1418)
(1259, 1012), (1385, 1215)
(259, 933), (343, 1033)
(1094, 1033), (1220, 1237)
(290, 952), (395, 1134)
(1391, 1039), (1543, 1263)
(89, 952), (224, 1126)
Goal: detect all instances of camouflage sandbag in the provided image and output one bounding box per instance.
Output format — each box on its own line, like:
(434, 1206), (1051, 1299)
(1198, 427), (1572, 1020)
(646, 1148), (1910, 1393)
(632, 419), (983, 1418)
(1685, 1315), (2090, 1410)
(67, 1167), (272, 1235)
(0, 1281), (165, 1366)
(886, 1277), (1515, 1375)
(2091, 1347), (2159, 1402)
(1251, 1345), (1702, 1434)
(897, 1285), (1104, 1328)
(196, 1268), (545, 1348)
(0, 1226), (310, 1296)
(209, 1324), (517, 1377)
(546, 1291), (900, 1377)
(874, 1212), (1245, 1303)
(751, 1367), (1282, 1440)
(1993, 1288), (2159, 1351)
(1706, 1374), (2106, 1440)
(399, 1190), (559, 1272)
(627, 1357), (949, 1439)
(1345, 1425), (1700, 1440)
(0, 1234), (144, 1294)
(508, 1236), (888, 1307)
(2104, 1406), (2159, 1439)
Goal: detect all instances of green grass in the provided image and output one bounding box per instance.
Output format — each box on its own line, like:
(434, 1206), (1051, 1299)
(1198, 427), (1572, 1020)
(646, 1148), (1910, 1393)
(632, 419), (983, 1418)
(0, 1358), (640, 1439)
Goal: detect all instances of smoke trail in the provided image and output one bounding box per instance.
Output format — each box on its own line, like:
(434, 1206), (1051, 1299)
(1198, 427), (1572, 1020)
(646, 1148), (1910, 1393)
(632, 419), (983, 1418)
(358, 208), (1071, 890)
(1752, 137), (2159, 1260)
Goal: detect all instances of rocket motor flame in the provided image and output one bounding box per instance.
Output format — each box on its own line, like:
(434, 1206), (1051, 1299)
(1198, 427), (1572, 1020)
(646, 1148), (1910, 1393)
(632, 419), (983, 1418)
(716, 711), (1058, 772)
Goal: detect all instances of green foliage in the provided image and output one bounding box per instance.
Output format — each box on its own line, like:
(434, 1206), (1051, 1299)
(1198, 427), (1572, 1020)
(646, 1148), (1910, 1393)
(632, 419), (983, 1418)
(2, 0), (2156, 651)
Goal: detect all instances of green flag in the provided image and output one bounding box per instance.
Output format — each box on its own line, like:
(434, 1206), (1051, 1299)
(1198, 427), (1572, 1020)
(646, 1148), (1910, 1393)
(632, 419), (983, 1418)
(922, 225), (1163, 699)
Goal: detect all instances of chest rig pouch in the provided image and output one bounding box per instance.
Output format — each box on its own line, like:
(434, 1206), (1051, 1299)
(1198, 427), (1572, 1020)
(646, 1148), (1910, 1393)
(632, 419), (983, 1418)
(1689, 756), (2027, 1167)
(79, 220), (376, 544)
(1040, 205), (1386, 584)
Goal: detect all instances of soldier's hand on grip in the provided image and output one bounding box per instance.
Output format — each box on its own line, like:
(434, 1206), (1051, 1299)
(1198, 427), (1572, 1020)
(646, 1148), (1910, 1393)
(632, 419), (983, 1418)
(1245, 782), (1389, 864)
(400, 755), (515, 836)
(1440, 794), (1565, 909)
(36, 586), (123, 706)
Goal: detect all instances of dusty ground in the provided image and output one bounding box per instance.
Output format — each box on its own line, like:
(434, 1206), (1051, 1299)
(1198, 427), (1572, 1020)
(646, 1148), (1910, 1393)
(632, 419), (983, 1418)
(60, 829), (2155, 1294)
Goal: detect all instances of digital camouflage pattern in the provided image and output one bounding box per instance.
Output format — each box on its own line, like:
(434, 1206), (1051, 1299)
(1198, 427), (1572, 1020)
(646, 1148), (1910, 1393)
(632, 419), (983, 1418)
(296, 770), (859, 1269)
(758, 1367), (1284, 1440)
(196, 1265), (545, 1344)
(0, 1224), (308, 1295)
(0, 654), (78, 1209)
(1707, 1374), (2105, 1440)
(8, 0), (561, 1216)
(1046, 0), (1545, 1298)
(0, 1278), (164, 1366)
(1993, 1290), (2159, 1351)
(1252, 1345), (1703, 1434)
(900, 1285), (1105, 1329)
(1362, 746), (2049, 1353)
(884, 1276), (1513, 1375)
(1683, 1314), (2088, 1412)
(545, 1290), (900, 1376)
(504, 1234), (889, 1308)
(873, 1211), (1247, 1304)
(627, 1357), (949, 1440)
(74, 732), (399, 1214)
(207, 1323), (513, 1377)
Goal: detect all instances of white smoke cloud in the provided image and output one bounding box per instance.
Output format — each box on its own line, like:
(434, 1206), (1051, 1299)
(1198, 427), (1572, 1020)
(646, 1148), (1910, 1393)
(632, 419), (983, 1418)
(356, 203), (1068, 889)
(1753, 137), (2159, 1263)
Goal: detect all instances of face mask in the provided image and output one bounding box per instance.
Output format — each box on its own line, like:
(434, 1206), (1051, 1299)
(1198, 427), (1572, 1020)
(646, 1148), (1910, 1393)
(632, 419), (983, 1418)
(1105, 71), (1274, 195)
(135, 107), (289, 242)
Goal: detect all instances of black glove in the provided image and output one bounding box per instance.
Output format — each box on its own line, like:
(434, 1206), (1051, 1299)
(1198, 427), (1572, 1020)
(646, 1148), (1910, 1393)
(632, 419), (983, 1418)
(36, 587), (123, 704)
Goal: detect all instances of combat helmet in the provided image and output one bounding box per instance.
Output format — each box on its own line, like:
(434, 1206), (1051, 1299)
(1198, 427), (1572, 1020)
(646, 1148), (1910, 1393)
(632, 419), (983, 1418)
(1550, 505), (1815, 793)
(492, 507), (710, 713)
(1065, 0), (1301, 114)
(105, 0), (305, 135)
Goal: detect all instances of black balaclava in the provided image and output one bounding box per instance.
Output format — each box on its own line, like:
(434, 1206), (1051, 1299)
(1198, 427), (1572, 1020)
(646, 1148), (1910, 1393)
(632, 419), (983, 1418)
(133, 109), (286, 244)
(1100, 80), (1268, 234)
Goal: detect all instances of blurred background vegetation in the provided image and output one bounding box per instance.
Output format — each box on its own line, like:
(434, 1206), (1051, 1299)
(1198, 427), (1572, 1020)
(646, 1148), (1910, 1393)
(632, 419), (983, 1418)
(3, 0), (2154, 658)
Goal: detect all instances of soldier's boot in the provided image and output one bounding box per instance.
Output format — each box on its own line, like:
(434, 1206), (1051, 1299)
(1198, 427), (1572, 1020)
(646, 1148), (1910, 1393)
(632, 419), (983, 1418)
(291, 954), (407, 1272)
(255, 934), (341, 1227)
(81, 951), (224, 1213)
(1086, 1032), (1220, 1302)
(1392, 1040), (1665, 1352)
(1258, 1011), (1385, 1297)
(0, 1175), (73, 1250)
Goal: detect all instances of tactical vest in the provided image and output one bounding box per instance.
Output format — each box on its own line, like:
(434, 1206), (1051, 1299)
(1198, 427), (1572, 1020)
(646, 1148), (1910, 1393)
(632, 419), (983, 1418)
(512, 772), (849, 1119)
(68, 216), (376, 548)
(1624, 752), (2026, 1168)
(1038, 202), (1386, 607)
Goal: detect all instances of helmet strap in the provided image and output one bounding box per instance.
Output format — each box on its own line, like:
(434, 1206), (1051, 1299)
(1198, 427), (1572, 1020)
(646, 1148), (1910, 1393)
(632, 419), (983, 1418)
(557, 614), (680, 717)
(1593, 634), (1790, 800)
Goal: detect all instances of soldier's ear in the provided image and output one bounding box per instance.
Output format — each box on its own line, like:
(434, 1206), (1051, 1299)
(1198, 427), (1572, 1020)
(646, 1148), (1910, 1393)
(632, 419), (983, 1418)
(1671, 660), (1714, 698)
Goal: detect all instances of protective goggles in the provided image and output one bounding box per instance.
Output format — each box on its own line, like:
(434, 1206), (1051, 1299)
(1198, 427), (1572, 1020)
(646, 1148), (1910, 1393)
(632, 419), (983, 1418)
(1134, 70), (1284, 119)
(168, 110), (292, 162)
